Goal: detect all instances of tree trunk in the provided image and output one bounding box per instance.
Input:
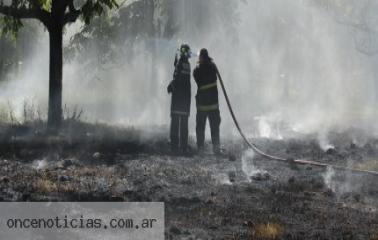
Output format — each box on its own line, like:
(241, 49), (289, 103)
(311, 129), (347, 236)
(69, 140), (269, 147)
(47, 24), (63, 132)
(0, 38), (4, 81)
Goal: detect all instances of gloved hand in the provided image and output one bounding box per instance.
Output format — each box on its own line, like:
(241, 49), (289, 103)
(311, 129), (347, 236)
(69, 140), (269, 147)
(167, 82), (173, 93)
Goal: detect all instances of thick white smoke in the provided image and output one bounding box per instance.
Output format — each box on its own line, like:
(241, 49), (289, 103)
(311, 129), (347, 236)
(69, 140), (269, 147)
(1, 0), (378, 143)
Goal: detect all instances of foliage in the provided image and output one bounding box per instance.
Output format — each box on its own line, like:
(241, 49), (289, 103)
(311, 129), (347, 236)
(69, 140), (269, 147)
(0, 16), (23, 38)
(0, 0), (119, 34)
(0, 21), (40, 81)
(67, 0), (244, 61)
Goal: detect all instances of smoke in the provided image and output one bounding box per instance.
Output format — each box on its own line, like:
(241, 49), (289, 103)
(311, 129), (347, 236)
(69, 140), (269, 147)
(322, 166), (336, 192)
(1, 0), (378, 143)
(317, 129), (335, 151)
(321, 165), (367, 197)
(241, 149), (269, 179)
(241, 149), (257, 177)
(255, 115), (283, 140)
(32, 158), (48, 170)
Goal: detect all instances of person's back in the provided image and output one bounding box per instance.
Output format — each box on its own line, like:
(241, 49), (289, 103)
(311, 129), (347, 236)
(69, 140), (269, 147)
(167, 44), (192, 155)
(171, 57), (191, 115)
(193, 49), (221, 154)
(194, 58), (218, 112)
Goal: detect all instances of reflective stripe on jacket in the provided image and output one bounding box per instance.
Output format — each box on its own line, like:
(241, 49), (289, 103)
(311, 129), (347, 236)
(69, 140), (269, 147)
(199, 82), (217, 91)
(197, 103), (219, 112)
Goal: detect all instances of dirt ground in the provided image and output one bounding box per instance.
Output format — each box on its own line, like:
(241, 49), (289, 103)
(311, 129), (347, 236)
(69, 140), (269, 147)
(0, 122), (377, 239)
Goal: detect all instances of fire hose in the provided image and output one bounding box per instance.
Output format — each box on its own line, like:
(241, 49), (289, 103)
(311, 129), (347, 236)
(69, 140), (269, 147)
(215, 67), (378, 177)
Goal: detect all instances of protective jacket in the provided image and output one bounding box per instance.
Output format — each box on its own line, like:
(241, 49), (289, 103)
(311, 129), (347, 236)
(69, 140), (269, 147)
(168, 56), (191, 115)
(193, 59), (219, 112)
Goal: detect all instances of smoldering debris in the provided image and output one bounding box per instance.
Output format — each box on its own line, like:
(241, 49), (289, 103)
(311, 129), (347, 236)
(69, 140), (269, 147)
(0, 128), (377, 239)
(241, 149), (271, 182)
(322, 166), (336, 192)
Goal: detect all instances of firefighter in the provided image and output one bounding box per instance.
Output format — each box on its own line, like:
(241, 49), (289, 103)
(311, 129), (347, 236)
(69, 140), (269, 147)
(193, 49), (221, 154)
(167, 44), (192, 154)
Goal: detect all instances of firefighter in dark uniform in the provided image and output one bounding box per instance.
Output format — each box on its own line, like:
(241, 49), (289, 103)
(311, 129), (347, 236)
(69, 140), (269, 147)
(193, 49), (221, 154)
(167, 44), (192, 154)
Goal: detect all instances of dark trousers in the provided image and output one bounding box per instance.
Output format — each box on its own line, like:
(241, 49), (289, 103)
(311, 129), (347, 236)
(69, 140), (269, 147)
(170, 114), (189, 152)
(196, 110), (221, 151)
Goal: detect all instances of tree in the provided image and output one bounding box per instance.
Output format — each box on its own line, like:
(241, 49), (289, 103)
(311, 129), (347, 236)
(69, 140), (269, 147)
(66, 0), (243, 81)
(66, 0), (174, 99)
(0, 0), (118, 131)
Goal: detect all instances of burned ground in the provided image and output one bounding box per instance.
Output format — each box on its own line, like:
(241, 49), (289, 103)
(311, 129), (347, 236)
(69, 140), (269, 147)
(0, 122), (377, 239)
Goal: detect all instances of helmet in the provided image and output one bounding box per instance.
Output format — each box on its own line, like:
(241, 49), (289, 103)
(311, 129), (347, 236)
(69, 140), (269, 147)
(180, 44), (191, 58)
(199, 48), (209, 59)
(199, 48), (213, 62)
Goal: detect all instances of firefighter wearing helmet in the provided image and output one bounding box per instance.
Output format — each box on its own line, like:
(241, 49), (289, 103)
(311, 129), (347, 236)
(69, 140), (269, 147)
(167, 44), (192, 155)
